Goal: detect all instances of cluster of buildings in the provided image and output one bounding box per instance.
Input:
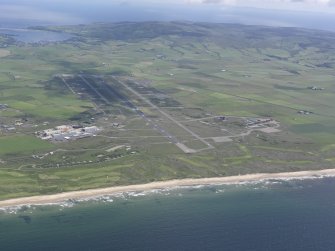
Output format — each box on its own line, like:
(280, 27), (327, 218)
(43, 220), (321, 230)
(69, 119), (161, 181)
(36, 125), (99, 141)
(246, 118), (276, 128)
(0, 104), (8, 110)
(298, 110), (313, 115)
(0, 125), (16, 132)
(308, 86), (324, 91)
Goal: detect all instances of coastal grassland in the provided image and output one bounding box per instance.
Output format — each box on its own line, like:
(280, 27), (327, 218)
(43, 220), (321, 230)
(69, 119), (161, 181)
(0, 135), (54, 156)
(0, 137), (329, 200)
(1, 84), (93, 119)
(0, 22), (335, 199)
(0, 45), (95, 119)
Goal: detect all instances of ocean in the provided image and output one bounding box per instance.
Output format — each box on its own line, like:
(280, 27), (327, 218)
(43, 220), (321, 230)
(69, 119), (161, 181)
(1, 177), (335, 251)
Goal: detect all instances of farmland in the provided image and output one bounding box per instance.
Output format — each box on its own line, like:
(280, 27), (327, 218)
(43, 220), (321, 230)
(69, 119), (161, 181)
(0, 22), (335, 199)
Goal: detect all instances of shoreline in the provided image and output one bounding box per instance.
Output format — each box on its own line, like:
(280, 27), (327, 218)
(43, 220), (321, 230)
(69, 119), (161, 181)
(1, 168), (335, 208)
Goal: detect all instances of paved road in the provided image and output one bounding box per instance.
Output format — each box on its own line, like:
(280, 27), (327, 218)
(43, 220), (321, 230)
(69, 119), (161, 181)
(111, 76), (214, 152)
(78, 75), (111, 104)
(60, 74), (214, 154)
(80, 75), (184, 147)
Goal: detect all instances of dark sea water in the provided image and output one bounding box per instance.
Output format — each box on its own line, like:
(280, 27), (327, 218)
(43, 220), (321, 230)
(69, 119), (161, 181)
(1, 178), (335, 251)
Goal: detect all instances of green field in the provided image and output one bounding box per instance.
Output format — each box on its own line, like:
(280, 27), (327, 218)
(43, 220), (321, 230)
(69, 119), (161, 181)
(0, 22), (335, 199)
(0, 135), (53, 156)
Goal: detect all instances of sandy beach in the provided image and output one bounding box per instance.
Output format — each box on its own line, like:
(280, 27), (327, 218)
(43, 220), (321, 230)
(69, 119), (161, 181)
(1, 168), (335, 208)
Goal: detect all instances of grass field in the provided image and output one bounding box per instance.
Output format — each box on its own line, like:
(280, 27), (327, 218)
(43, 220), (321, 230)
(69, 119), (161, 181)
(0, 22), (335, 199)
(0, 135), (53, 156)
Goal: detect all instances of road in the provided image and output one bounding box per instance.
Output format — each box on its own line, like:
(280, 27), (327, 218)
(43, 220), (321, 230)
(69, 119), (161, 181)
(60, 74), (214, 154)
(111, 76), (214, 152)
(79, 75), (188, 149)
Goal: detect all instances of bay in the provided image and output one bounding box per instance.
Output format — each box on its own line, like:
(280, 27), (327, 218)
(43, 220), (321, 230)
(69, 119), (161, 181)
(0, 28), (73, 43)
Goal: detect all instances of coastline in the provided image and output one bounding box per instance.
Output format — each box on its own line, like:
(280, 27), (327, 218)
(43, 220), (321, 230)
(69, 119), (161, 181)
(1, 168), (335, 208)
